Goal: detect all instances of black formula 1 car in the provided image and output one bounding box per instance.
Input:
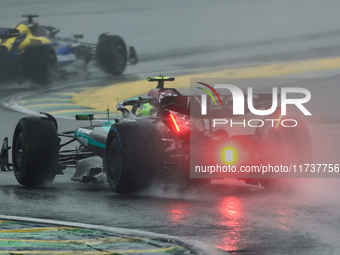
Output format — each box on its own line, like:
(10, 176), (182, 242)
(0, 14), (138, 84)
(0, 76), (312, 193)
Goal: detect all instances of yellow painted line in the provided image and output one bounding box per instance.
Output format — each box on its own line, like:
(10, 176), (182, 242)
(54, 92), (77, 96)
(20, 98), (71, 104)
(25, 103), (78, 109)
(0, 237), (136, 244)
(77, 87), (92, 90)
(0, 226), (76, 233)
(0, 246), (181, 254)
(47, 109), (105, 115)
(72, 57), (340, 111)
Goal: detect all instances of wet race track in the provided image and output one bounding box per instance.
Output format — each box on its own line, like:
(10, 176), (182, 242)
(1, 1), (340, 254)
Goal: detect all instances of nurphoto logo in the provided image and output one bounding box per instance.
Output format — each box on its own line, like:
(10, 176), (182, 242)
(199, 83), (311, 116)
(197, 82), (311, 128)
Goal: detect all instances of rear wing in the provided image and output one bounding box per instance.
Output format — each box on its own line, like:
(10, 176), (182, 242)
(0, 28), (20, 39)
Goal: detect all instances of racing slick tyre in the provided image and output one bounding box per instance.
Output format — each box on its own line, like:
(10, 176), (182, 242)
(105, 119), (163, 194)
(12, 116), (59, 186)
(21, 44), (58, 85)
(255, 118), (312, 189)
(0, 46), (8, 78)
(96, 35), (127, 76)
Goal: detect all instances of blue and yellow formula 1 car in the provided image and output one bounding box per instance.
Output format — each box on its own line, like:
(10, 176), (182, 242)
(0, 14), (138, 84)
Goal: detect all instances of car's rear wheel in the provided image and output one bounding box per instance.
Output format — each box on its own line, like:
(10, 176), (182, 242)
(21, 44), (58, 85)
(96, 35), (127, 76)
(105, 119), (163, 194)
(0, 46), (8, 80)
(12, 116), (59, 186)
(255, 118), (312, 189)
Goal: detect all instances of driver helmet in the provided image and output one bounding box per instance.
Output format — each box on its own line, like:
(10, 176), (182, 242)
(35, 27), (47, 37)
(138, 103), (155, 116)
(29, 21), (40, 35)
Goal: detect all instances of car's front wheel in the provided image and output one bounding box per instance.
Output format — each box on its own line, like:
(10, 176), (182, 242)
(96, 35), (127, 76)
(12, 116), (59, 186)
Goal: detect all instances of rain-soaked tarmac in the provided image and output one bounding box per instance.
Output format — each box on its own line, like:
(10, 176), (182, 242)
(1, 1), (340, 254)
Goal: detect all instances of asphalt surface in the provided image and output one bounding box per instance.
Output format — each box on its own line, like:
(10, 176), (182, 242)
(1, 1), (340, 254)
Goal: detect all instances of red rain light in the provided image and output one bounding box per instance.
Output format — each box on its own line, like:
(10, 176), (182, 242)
(170, 114), (180, 132)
